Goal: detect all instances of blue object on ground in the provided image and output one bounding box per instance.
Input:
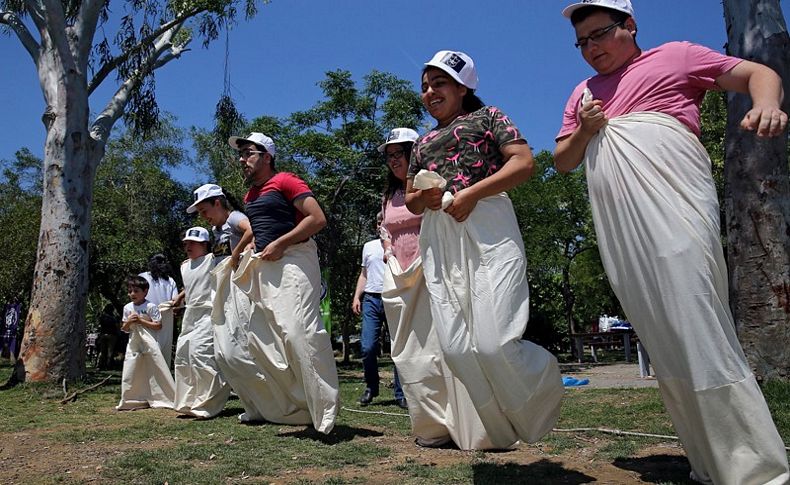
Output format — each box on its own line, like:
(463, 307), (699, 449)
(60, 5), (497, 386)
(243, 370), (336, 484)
(562, 376), (590, 387)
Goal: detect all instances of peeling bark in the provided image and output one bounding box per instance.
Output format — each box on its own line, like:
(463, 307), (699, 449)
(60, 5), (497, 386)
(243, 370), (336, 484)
(723, 0), (790, 380)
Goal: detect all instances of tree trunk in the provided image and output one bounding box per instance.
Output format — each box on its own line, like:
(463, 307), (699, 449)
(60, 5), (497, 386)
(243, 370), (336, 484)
(18, 49), (101, 382)
(723, 0), (790, 380)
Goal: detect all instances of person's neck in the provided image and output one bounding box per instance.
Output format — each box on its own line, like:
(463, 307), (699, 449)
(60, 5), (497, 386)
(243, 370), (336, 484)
(437, 109), (466, 128)
(251, 170), (275, 187)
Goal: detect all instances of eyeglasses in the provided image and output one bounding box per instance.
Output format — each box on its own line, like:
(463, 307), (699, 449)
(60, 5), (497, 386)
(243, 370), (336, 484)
(385, 149), (405, 161)
(238, 149), (264, 159)
(575, 21), (623, 49)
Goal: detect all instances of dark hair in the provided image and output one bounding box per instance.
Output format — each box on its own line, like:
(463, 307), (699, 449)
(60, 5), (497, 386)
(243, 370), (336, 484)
(462, 90), (485, 114)
(421, 67), (485, 116)
(383, 141), (413, 202)
(203, 189), (244, 214)
(570, 7), (630, 26)
(147, 254), (173, 281)
(126, 275), (149, 292)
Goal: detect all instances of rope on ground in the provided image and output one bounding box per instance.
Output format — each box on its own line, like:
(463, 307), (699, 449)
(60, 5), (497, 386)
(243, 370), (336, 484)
(60, 375), (113, 404)
(341, 406), (409, 417)
(553, 427), (679, 440)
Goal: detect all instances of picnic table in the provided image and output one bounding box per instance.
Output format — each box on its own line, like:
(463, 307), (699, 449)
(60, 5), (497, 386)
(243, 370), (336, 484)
(571, 329), (635, 363)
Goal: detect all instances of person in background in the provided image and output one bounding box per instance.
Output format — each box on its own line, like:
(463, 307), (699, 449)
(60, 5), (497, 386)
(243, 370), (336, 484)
(140, 254), (179, 367)
(554, 1), (789, 483)
(380, 127), (493, 450)
(351, 214), (406, 409)
(96, 304), (119, 370)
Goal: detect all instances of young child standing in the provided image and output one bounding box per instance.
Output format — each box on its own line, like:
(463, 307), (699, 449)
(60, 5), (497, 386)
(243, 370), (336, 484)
(172, 227), (231, 418)
(116, 275), (176, 410)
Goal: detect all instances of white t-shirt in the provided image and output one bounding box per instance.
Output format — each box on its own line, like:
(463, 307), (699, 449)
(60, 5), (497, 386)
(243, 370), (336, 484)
(361, 239), (385, 294)
(122, 300), (161, 326)
(139, 272), (178, 306)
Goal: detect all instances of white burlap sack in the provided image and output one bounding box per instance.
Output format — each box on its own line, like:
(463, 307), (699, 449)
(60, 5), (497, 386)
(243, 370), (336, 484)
(584, 112), (789, 485)
(414, 171), (563, 447)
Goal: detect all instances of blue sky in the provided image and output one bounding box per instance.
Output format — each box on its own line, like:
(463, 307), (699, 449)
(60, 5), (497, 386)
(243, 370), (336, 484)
(2, 0), (789, 184)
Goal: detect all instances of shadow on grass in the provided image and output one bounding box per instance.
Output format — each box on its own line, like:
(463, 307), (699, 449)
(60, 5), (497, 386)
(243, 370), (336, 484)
(277, 424), (384, 444)
(472, 459), (595, 484)
(613, 454), (693, 484)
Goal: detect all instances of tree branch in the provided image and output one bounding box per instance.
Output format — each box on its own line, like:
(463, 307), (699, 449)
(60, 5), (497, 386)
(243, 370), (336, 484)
(39, 0), (78, 73)
(91, 33), (192, 144)
(75, 0), (106, 66)
(0, 11), (41, 63)
(87, 8), (205, 95)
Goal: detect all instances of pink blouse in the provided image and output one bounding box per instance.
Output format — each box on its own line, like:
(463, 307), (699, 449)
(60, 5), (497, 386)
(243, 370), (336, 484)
(382, 189), (422, 268)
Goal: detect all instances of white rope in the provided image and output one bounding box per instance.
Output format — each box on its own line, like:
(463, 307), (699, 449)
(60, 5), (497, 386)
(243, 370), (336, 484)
(552, 427), (678, 440)
(341, 406), (409, 417)
(340, 408), (790, 451)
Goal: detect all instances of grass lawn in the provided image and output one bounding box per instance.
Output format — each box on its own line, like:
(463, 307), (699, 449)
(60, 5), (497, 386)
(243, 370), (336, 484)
(0, 359), (787, 484)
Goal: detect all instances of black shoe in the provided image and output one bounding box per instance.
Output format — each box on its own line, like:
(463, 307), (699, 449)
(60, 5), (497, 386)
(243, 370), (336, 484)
(358, 389), (377, 406)
(396, 398), (408, 410)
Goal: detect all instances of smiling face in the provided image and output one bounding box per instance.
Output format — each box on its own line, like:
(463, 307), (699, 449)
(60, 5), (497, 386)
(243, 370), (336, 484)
(385, 143), (409, 183)
(196, 199), (227, 227)
(574, 11), (639, 75)
(421, 67), (467, 127)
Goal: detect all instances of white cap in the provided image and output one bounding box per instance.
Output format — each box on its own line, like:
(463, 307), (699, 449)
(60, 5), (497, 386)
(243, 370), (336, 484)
(183, 226), (210, 243)
(186, 183), (224, 214)
(424, 50), (478, 90)
(228, 132), (276, 157)
(562, 0), (634, 18)
(377, 128), (419, 153)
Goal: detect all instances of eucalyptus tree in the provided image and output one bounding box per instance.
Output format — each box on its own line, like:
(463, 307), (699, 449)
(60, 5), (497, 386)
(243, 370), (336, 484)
(1, 0), (262, 381)
(723, 0), (790, 380)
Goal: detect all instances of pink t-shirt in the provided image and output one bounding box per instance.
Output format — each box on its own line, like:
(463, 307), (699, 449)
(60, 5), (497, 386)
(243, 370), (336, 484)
(382, 190), (421, 268)
(557, 41), (742, 139)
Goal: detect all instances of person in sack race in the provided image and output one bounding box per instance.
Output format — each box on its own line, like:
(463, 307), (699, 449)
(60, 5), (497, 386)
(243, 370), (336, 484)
(188, 183), (254, 269)
(405, 50), (563, 449)
(170, 227), (231, 418)
(187, 183), (273, 423)
(227, 132), (339, 434)
(139, 254), (179, 368)
(351, 212), (407, 409)
(553, 1), (789, 484)
(379, 127), (494, 450)
(116, 275), (175, 411)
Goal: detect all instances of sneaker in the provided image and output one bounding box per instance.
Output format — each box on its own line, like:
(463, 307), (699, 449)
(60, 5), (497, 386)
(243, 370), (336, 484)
(415, 435), (453, 448)
(396, 398), (408, 410)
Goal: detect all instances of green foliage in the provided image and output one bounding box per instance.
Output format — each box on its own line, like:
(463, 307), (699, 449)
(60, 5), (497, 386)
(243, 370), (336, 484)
(197, 69), (425, 359)
(88, 119), (192, 323)
(511, 151), (620, 352)
(0, 149), (42, 309)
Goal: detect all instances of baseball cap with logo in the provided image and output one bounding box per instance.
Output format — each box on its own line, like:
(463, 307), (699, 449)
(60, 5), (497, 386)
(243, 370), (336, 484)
(424, 50), (478, 90)
(186, 183), (224, 214)
(227, 132), (277, 157)
(562, 0), (634, 18)
(183, 226), (210, 243)
(377, 128), (420, 153)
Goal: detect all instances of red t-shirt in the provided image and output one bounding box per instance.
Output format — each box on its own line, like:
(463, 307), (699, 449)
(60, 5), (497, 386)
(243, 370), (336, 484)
(244, 172), (313, 252)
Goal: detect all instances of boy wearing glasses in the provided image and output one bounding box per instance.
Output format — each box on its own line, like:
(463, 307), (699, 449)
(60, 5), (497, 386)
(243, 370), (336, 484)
(553, 1), (789, 484)
(226, 132), (339, 434)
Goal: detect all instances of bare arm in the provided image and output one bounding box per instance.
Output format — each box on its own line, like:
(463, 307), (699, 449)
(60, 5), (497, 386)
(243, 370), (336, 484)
(445, 141), (535, 222)
(716, 60), (787, 137)
(259, 196), (327, 261)
(405, 178), (443, 215)
(351, 267), (367, 316)
(230, 217), (254, 269)
(554, 99), (608, 173)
